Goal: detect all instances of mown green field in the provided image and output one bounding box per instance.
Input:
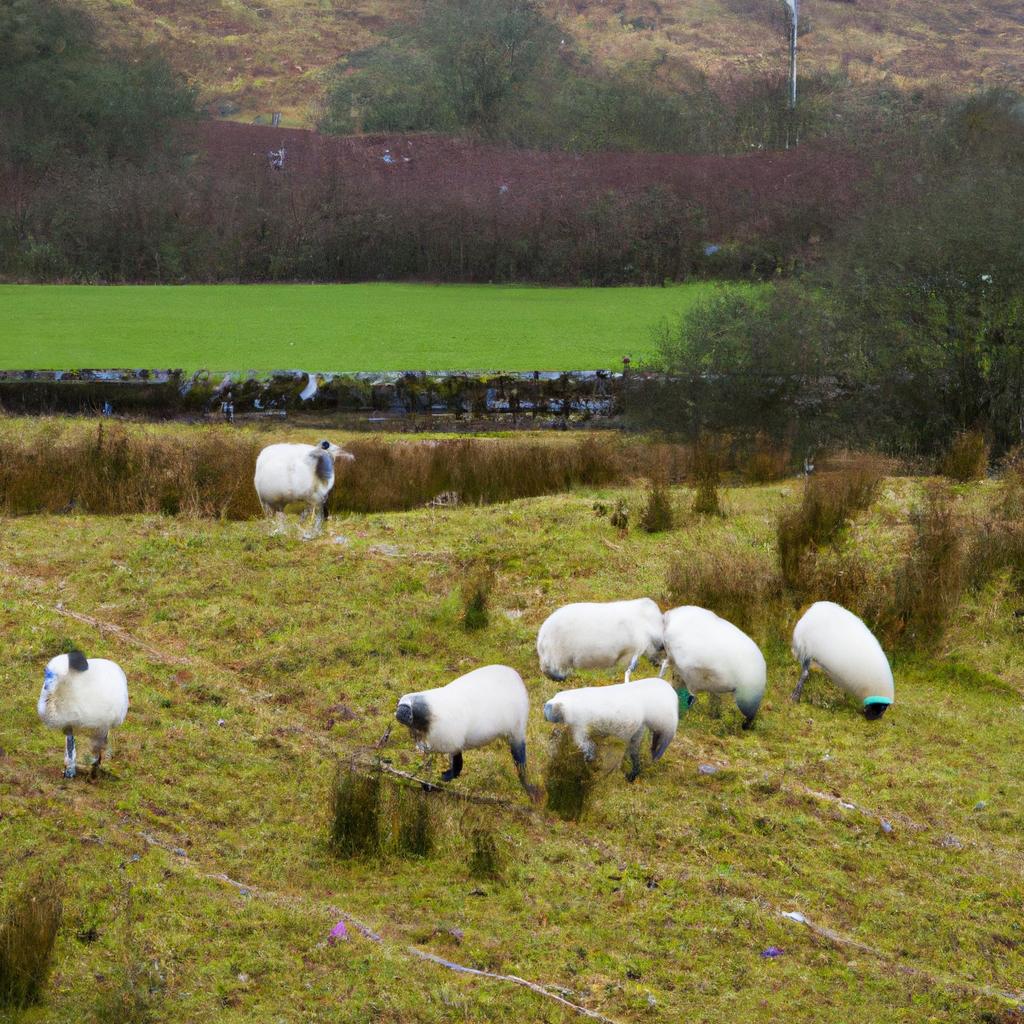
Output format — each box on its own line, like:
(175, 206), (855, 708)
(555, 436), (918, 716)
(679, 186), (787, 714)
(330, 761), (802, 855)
(0, 283), (720, 372)
(2, 422), (1023, 1023)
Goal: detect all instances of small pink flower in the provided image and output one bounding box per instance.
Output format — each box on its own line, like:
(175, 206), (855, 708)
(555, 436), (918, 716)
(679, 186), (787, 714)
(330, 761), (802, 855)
(328, 920), (349, 944)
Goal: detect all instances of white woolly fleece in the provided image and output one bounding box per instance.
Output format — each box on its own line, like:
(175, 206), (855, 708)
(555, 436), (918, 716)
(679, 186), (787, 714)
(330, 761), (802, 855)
(253, 441), (351, 511)
(37, 654), (129, 735)
(792, 601), (894, 704)
(536, 598), (664, 681)
(663, 605), (767, 720)
(396, 665), (529, 754)
(542, 677), (679, 759)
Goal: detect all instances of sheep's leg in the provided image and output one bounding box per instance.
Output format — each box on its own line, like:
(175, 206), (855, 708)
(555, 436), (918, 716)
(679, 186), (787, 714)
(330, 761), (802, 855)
(658, 658), (670, 679)
(624, 653), (639, 684)
(792, 659), (811, 702)
(573, 728), (597, 761)
(625, 728), (644, 782)
(441, 751), (463, 782)
(302, 502), (324, 540)
(650, 729), (673, 762)
(89, 732), (108, 781)
(510, 739), (540, 802)
(63, 729), (76, 779)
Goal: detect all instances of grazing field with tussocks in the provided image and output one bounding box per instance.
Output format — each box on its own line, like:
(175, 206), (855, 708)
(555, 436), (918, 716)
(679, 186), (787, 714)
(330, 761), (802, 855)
(2, 420), (1024, 1023)
(0, 283), (719, 372)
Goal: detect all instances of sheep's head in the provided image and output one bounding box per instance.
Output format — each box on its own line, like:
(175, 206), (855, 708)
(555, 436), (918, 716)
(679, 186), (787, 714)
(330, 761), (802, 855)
(395, 694), (432, 737)
(42, 650), (88, 692)
(542, 699), (565, 724)
(318, 439), (355, 463)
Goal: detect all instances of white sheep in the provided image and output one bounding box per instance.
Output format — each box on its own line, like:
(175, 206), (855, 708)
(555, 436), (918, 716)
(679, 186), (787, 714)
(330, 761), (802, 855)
(253, 440), (354, 538)
(37, 651), (129, 780)
(394, 665), (536, 796)
(662, 606), (766, 728)
(536, 598), (665, 683)
(791, 601), (894, 718)
(542, 677), (678, 780)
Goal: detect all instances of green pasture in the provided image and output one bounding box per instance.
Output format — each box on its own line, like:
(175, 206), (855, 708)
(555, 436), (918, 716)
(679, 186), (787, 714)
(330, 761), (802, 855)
(2, 420), (1023, 1022)
(0, 283), (723, 372)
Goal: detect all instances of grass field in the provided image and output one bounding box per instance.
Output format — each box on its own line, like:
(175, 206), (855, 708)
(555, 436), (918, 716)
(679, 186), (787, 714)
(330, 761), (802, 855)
(0, 283), (719, 372)
(2, 421), (1024, 1022)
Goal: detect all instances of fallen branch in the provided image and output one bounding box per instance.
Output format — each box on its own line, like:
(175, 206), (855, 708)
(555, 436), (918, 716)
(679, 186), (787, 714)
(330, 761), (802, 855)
(50, 604), (190, 665)
(407, 948), (623, 1023)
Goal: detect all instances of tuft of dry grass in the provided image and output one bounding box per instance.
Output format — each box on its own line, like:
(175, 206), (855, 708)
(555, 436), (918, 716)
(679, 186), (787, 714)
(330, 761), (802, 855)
(0, 873), (63, 1009)
(691, 435), (724, 517)
(887, 482), (964, 648)
(665, 537), (779, 635)
(639, 476), (674, 533)
(740, 433), (792, 484)
(544, 731), (600, 822)
(937, 430), (989, 482)
(466, 828), (503, 881)
(461, 563), (494, 631)
(777, 456), (885, 589)
(328, 766), (382, 859)
(392, 786), (436, 859)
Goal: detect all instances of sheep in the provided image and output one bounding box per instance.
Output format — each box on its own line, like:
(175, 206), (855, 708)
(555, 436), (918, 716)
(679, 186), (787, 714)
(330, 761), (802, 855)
(791, 601), (894, 718)
(662, 605), (766, 728)
(253, 439), (354, 538)
(37, 650), (129, 780)
(536, 598), (665, 683)
(542, 677), (678, 781)
(394, 665), (536, 797)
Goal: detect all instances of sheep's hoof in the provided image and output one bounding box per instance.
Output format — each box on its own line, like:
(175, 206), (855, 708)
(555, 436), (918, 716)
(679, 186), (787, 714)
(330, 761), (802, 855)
(63, 766), (76, 779)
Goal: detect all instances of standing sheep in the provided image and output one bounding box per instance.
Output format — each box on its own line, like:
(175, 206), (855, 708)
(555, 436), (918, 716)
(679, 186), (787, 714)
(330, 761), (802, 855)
(254, 440), (354, 538)
(542, 678), (678, 780)
(536, 598), (665, 682)
(662, 606), (766, 728)
(791, 601), (894, 718)
(37, 651), (129, 779)
(394, 665), (536, 797)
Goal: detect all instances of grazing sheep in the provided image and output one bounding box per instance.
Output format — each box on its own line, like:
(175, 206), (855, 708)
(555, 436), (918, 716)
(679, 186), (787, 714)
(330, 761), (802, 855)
(543, 677), (678, 780)
(537, 598), (665, 683)
(662, 606), (766, 728)
(37, 651), (129, 779)
(253, 440), (354, 538)
(395, 665), (535, 796)
(791, 601), (894, 718)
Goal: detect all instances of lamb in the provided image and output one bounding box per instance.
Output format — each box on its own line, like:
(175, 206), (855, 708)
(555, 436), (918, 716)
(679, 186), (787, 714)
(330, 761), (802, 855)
(662, 606), (766, 728)
(253, 439), (354, 538)
(37, 650), (129, 780)
(791, 601), (894, 718)
(542, 677), (678, 780)
(536, 598), (665, 683)
(394, 665), (536, 797)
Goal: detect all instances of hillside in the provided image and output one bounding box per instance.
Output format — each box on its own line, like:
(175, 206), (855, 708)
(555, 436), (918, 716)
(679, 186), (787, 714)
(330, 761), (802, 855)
(80, 0), (1024, 124)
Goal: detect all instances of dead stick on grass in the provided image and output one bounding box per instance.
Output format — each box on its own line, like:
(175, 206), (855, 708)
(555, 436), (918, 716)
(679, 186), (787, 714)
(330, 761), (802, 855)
(406, 948), (623, 1023)
(48, 604), (190, 665)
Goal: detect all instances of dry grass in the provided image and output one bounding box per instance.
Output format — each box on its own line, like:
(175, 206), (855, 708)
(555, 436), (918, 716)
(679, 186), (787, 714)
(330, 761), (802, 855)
(638, 476), (675, 533)
(665, 536), (779, 635)
(328, 765), (382, 859)
(777, 456), (885, 589)
(544, 731), (600, 822)
(467, 828), (504, 881)
(0, 873), (63, 1009)
(691, 435), (724, 517)
(461, 563), (495, 632)
(740, 433), (792, 484)
(937, 430), (990, 482)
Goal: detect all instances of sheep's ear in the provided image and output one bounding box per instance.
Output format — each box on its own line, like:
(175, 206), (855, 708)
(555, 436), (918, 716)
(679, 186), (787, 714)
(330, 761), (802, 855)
(68, 650), (88, 672)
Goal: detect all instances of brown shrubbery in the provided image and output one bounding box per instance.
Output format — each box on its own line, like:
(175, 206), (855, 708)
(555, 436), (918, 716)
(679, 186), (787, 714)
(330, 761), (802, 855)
(777, 456), (885, 588)
(937, 430), (990, 482)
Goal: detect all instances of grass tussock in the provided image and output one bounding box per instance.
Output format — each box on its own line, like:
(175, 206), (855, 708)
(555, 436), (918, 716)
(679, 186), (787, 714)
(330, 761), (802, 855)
(937, 430), (989, 482)
(691, 435), (724, 517)
(888, 482), (965, 648)
(466, 828), (503, 881)
(328, 766), (382, 859)
(392, 786), (436, 859)
(461, 564), (494, 631)
(0, 873), (63, 1010)
(639, 475), (675, 533)
(665, 538), (779, 634)
(777, 455), (885, 588)
(741, 433), (792, 484)
(964, 463), (1024, 593)
(92, 959), (165, 1024)
(544, 731), (600, 822)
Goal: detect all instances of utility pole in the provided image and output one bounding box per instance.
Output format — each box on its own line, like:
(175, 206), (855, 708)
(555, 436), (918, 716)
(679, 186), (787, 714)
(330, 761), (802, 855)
(784, 0), (798, 147)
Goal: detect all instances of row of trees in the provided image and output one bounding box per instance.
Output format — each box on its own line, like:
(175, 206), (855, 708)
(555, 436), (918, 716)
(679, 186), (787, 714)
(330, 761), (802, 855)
(629, 90), (1024, 453)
